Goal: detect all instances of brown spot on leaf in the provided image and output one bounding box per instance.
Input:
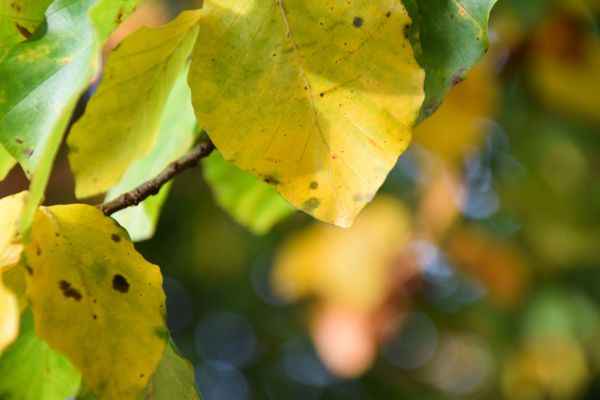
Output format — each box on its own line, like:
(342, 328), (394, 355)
(111, 233), (121, 243)
(112, 274), (129, 293)
(14, 138), (23, 144)
(386, 11), (392, 18)
(263, 175), (281, 185)
(302, 197), (320, 212)
(15, 23), (31, 38)
(309, 181), (319, 190)
(403, 24), (411, 39)
(353, 17), (364, 28)
(451, 75), (463, 86)
(59, 280), (82, 301)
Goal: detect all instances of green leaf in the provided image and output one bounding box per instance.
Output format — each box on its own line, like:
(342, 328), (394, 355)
(0, 0), (52, 59)
(141, 340), (201, 400)
(69, 10), (202, 199)
(0, 145), (16, 181)
(24, 204), (167, 399)
(106, 68), (200, 242)
(0, 309), (80, 400)
(189, 0), (425, 227)
(402, 0), (498, 120)
(203, 152), (294, 234)
(0, 0), (138, 238)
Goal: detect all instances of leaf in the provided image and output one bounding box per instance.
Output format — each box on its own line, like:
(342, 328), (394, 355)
(105, 67), (200, 242)
(0, 0), (52, 59)
(69, 10), (203, 199)
(0, 145), (16, 181)
(0, 279), (18, 353)
(0, 191), (26, 268)
(141, 340), (201, 400)
(189, 0), (425, 227)
(0, 0), (139, 237)
(203, 152), (294, 234)
(0, 309), (80, 400)
(414, 55), (499, 165)
(272, 196), (411, 312)
(24, 204), (167, 399)
(402, 0), (498, 119)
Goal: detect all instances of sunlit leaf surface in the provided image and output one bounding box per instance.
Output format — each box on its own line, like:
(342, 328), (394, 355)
(190, 0), (425, 227)
(25, 205), (167, 399)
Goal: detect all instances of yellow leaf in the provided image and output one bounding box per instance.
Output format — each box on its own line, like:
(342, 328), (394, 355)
(0, 279), (18, 352)
(0, 191), (27, 351)
(69, 10), (202, 198)
(24, 204), (167, 400)
(189, 1), (425, 227)
(272, 196), (411, 312)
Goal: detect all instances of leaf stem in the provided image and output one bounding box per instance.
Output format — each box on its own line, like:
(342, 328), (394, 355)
(96, 136), (215, 216)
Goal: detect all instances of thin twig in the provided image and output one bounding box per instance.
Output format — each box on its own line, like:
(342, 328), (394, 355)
(96, 137), (215, 216)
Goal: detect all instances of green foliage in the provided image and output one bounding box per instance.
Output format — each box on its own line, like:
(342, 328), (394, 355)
(402, 0), (498, 119)
(0, 0), (500, 397)
(203, 152), (294, 235)
(141, 340), (201, 400)
(0, 0), (138, 237)
(0, 309), (80, 400)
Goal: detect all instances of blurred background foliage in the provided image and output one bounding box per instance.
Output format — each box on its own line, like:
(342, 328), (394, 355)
(2, 0), (600, 398)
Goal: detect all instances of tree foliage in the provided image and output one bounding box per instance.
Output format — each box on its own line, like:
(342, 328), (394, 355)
(0, 0), (498, 398)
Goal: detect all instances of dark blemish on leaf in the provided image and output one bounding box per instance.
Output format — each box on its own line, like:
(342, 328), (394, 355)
(11, 2), (22, 12)
(14, 138), (23, 144)
(302, 197), (320, 212)
(451, 75), (463, 86)
(154, 327), (169, 340)
(263, 175), (281, 185)
(55, 232), (60, 237)
(353, 17), (364, 28)
(36, 245), (41, 256)
(403, 24), (411, 39)
(319, 92), (325, 97)
(92, 314), (97, 320)
(386, 11), (392, 18)
(140, 374), (144, 378)
(111, 233), (121, 243)
(112, 274), (129, 293)
(24, 265), (33, 275)
(115, 7), (124, 23)
(59, 280), (82, 301)
(309, 181), (319, 190)
(15, 23), (31, 38)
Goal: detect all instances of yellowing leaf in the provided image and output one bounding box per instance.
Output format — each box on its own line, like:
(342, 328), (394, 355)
(414, 57), (499, 165)
(69, 10), (202, 198)
(189, 1), (425, 227)
(24, 204), (167, 399)
(0, 191), (26, 269)
(0, 279), (18, 352)
(105, 68), (200, 241)
(203, 152), (294, 234)
(0, 0), (52, 59)
(272, 196), (411, 312)
(0, 145), (15, 181)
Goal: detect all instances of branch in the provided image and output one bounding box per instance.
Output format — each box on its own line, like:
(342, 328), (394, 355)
(96, 137), (215, 216)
